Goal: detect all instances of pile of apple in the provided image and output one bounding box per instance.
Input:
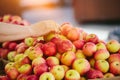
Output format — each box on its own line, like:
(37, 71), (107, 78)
(0, 15), (120, 80)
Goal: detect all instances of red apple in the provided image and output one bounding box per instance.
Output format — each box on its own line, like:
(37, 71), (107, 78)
(85, 33), (99, 43)
(0, 48), (9, 59)
(108, 53), (120, 63)
(33, 63), (48, 76)
(73, 39), (85, 49)
(75, 50), (86, 59)
(6, 67), (19, 80)
(46, 56), (59, 67)
(5, 62), (14, 72)
(82, 42), (97, 57)
(86, 69), (103, 79)
(0, 76), (9, 80)
(96, 42), (107, 50)
(16, 42), (28, 53)
(109, 61), (120, 75)
(8, 42), (17, 51)
(27, 75), (39, 80)
(2, 41), (11, 49)
(57, 40), (74, 54)
(42, 42), (56, 56)
(17, 74), (28, 80)
(61, 51), (76, 66)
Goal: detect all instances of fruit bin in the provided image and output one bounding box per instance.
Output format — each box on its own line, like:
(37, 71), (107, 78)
(0, 15), (120, 80)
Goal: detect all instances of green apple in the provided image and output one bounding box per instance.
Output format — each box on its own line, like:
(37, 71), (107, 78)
(65, 69), (80, 80)
(94, 60), (109, 73)
(5, 62), (14, 72)
(24, 37), (34, 46)
(39, 72), (55, 80)
(104, 73), (114, 78)
(96, 42), (106, 50)
(106, 40), (120, 53)
(50, 65), (65, 80)
(72, 58), (90, 75)
(7, 51), (17, 62)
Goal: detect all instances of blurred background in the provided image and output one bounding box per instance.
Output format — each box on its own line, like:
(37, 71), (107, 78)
(0, 0), (120, 41)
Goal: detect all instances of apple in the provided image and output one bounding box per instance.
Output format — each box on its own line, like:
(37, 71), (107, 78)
(66, 27), (80, 41)
(94, 49), (110, 60)
(106, 40), (120, 53)
(73, 40), (85, 49)
(46, 56), (59, 67)
(0, 76), (9, 80)
(17, 74), (28, 80)
(96, 42), (106, 50)
(5, 62), (14, 72)
(55, 52), (61, 60)
(2, 15), (11, 22)
(39, 72), (55, 80)
(75, 50), (86, 59)
(56, 39), (74, 54)
(32, 57), (46, 67)
(61, 51), (76, 66)
(104, 73), (114, 78)
(0, 48), (9, 59)
(24, 37), (34, 47)
(2, 41), (11, 49)
(108, 53), (120, 63)
(65, 69), (80, 80)
(8, 42), (17, 51)
(26, 46), (43, 60)
(7, 51), (17, 62)
(50, 65), (65, 80)
(82, 42), (97, 57)
(42, 42), (56, 56)
(86, 69), (103, 79)
(109, 61), (120, 75)
(16, 42), (28, 53)
(60, 23), (72, 36)
(80, 77), (86, 80)
(72, 58), (90, 75)
(18, 64), (32, 75)
(44, 32), (57, 41)
(27, 75), (39, 80)
(6, 67), (19, 80)
(94, 60), (109, 73)
(85, 33), (99, 43)
(33, 63), (48, 76)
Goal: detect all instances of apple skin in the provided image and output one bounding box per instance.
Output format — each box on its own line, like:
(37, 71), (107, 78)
(0, 76), (10, 80)
(8, 42), (17, 51)
(72, 58), (90, 75)
(82, 42), (97, 57)
(39, 72), (55, 80)
(65, 69), (80, 80)
(46, 56), (59, 67)
(104, 73), (115, 78)
(66, 28), (80, 41)
(60, 23), (72, 36)
(42, 42), (56, 56)
(18, 64), (32, 75)
(16, 42), (28, 53)
(75, 50), (86, 59)
(33, 63), (48, 76)
(27, 75), (39, 80)
(86, 69), (104, 79)
(94, 49), (110, 60)
(17, 74), (28, 80)
(56, 40), (74, 54)
(24, 37), (34, 47)
(85, 33), (99, 44)
(106, 40), (120, 53)
(108, 53), (120, 63)
(7, 51), (17, 62)
(109, 61), (120, 75)
(6, 67), (19, 80)
(94, 60), (109, 73)
(50, 65), (65, 80)
(0, 48), (9, 59)
(26, 46), (43, 60)
(61, 51), (76, 66)
(2, 15), (11, 22)
(32, 57), (46, 67)
(61, 65), (70, 73)
(2, 41), (11, 49)
(73, 40), (85, 49)
(96, 42), (107, 50)
(5, 62), (14, 72)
